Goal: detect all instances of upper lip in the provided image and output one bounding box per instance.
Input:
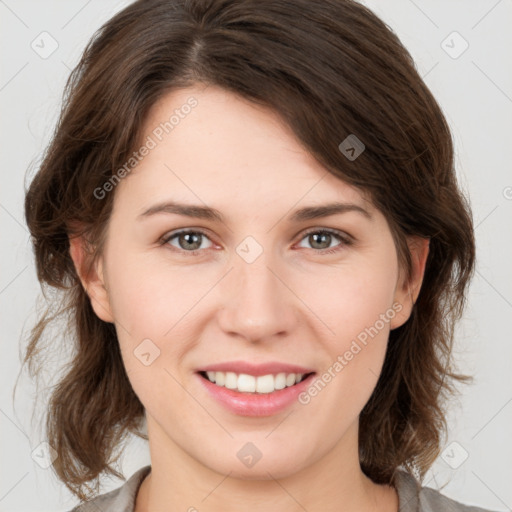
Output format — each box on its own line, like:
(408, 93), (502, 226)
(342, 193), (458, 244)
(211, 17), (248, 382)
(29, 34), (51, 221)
(197, 361), (316, 377)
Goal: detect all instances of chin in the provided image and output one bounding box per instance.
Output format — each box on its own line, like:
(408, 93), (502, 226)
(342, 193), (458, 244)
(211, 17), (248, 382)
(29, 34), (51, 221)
(205, 454), (305, 481)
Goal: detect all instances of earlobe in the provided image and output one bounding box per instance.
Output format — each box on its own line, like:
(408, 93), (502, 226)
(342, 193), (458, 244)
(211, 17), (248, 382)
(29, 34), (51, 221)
(68, 235), (114, 323)
(390, 237), (430, 329)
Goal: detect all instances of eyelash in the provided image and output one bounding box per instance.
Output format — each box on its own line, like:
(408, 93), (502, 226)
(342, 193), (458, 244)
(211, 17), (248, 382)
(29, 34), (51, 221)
(159, 227), (353, 257)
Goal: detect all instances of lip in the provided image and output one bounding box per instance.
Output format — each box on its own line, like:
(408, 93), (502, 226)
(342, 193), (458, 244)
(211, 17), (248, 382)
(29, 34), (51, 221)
(197, 360), (315, 377)
(196, 371), (317, 417)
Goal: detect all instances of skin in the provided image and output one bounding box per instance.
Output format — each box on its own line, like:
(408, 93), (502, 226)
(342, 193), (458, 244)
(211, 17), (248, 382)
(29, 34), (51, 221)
(70, 83), (429, 512)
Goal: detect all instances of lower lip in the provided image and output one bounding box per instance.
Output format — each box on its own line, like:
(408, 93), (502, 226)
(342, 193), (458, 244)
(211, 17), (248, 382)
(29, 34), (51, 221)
(196, 372), (316, 417)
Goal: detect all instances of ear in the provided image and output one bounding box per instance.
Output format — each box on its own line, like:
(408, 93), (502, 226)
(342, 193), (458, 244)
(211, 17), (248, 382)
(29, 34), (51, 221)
(69, 234), (114, 323)
(390, 236), (430, 329)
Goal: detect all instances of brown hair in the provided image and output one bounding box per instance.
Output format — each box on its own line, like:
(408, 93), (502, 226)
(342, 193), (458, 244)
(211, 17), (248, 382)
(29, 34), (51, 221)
(22, 0), (475, 501)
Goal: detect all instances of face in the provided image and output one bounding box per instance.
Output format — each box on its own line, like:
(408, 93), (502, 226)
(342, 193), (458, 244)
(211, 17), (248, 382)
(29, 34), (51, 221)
(74, 83), (426, 480)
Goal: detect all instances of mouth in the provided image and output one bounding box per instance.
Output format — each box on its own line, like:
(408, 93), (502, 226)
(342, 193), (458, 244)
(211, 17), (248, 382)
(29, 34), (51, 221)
(195, 360), (317, 416)
(197, 370), (316, 394)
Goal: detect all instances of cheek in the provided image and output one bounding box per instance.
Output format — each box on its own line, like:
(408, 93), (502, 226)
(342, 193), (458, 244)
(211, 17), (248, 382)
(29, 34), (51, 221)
(106, 249), (201, 336)
(295, 255), (398, 397)
(107, 260), (197, 415)
(296, 256), (398, 342)
(298, 290), (395, 440)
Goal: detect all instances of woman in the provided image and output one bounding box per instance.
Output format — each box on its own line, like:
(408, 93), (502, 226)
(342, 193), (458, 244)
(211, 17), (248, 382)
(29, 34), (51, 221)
(23, 0), (497, 510)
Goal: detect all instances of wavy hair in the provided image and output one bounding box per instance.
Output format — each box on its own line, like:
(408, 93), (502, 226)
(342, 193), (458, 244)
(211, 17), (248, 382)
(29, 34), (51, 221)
(22, 0), (475, 501)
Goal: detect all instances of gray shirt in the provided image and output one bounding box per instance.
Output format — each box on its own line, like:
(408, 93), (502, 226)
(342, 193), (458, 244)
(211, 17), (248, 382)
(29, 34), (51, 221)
(69, 465), (498, 512)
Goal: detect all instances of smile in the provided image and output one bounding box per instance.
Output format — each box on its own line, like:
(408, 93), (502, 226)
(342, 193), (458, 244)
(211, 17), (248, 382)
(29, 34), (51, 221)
(199, 370), (311, 394)
(196, 370), (317, 416)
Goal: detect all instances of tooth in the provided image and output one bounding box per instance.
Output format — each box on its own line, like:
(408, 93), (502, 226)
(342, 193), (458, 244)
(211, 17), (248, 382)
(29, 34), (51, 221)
(237, 373), (256, 392)
(285, 373), (296, 387)
(256, 374), (275, 393)
(215, 371), (225, 386)
(205, 371), (308, 392)
(274, 373), (286, 390)
(225, 372), (238, 389)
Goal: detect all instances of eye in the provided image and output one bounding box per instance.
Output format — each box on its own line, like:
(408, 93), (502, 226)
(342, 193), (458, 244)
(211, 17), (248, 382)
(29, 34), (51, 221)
(296, 228), (352, 255)
(161, 229), (213, 255)
(160, 227), (352, 256)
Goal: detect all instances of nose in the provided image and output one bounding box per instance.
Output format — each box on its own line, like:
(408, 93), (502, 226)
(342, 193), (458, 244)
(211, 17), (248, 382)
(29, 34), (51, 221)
(216, 248), (297, 344)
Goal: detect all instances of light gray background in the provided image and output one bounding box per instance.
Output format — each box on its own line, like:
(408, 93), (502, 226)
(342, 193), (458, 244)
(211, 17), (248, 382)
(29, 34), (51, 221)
(1, 1), (511, 510)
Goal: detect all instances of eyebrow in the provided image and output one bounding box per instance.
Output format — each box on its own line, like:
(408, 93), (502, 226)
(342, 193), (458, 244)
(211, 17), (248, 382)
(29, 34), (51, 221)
(137, 200), (372, 222)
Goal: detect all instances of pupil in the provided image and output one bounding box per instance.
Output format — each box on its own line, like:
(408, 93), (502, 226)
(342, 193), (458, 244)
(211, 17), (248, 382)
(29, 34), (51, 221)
(182, 233), (201, 250)
(311, 233), (330, 249)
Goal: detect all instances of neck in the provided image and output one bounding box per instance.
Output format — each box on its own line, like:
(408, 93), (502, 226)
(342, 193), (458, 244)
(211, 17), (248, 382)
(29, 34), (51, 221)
(135, 416), (398, 512)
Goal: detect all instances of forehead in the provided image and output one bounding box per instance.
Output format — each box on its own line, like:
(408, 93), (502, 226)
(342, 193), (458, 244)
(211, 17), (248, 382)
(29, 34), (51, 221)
(114, 84), (372, 216)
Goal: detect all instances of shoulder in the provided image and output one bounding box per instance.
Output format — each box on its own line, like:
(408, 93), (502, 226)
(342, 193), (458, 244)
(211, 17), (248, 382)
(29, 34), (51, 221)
(394, 470), (500, 512)
(68, 465), (151, 512)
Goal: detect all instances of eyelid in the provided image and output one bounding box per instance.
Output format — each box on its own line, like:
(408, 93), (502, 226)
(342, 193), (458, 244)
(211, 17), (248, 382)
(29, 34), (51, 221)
(298, 226), (353, 244)
(160, 226), (354, 254)
(159, 228), (216, 249)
